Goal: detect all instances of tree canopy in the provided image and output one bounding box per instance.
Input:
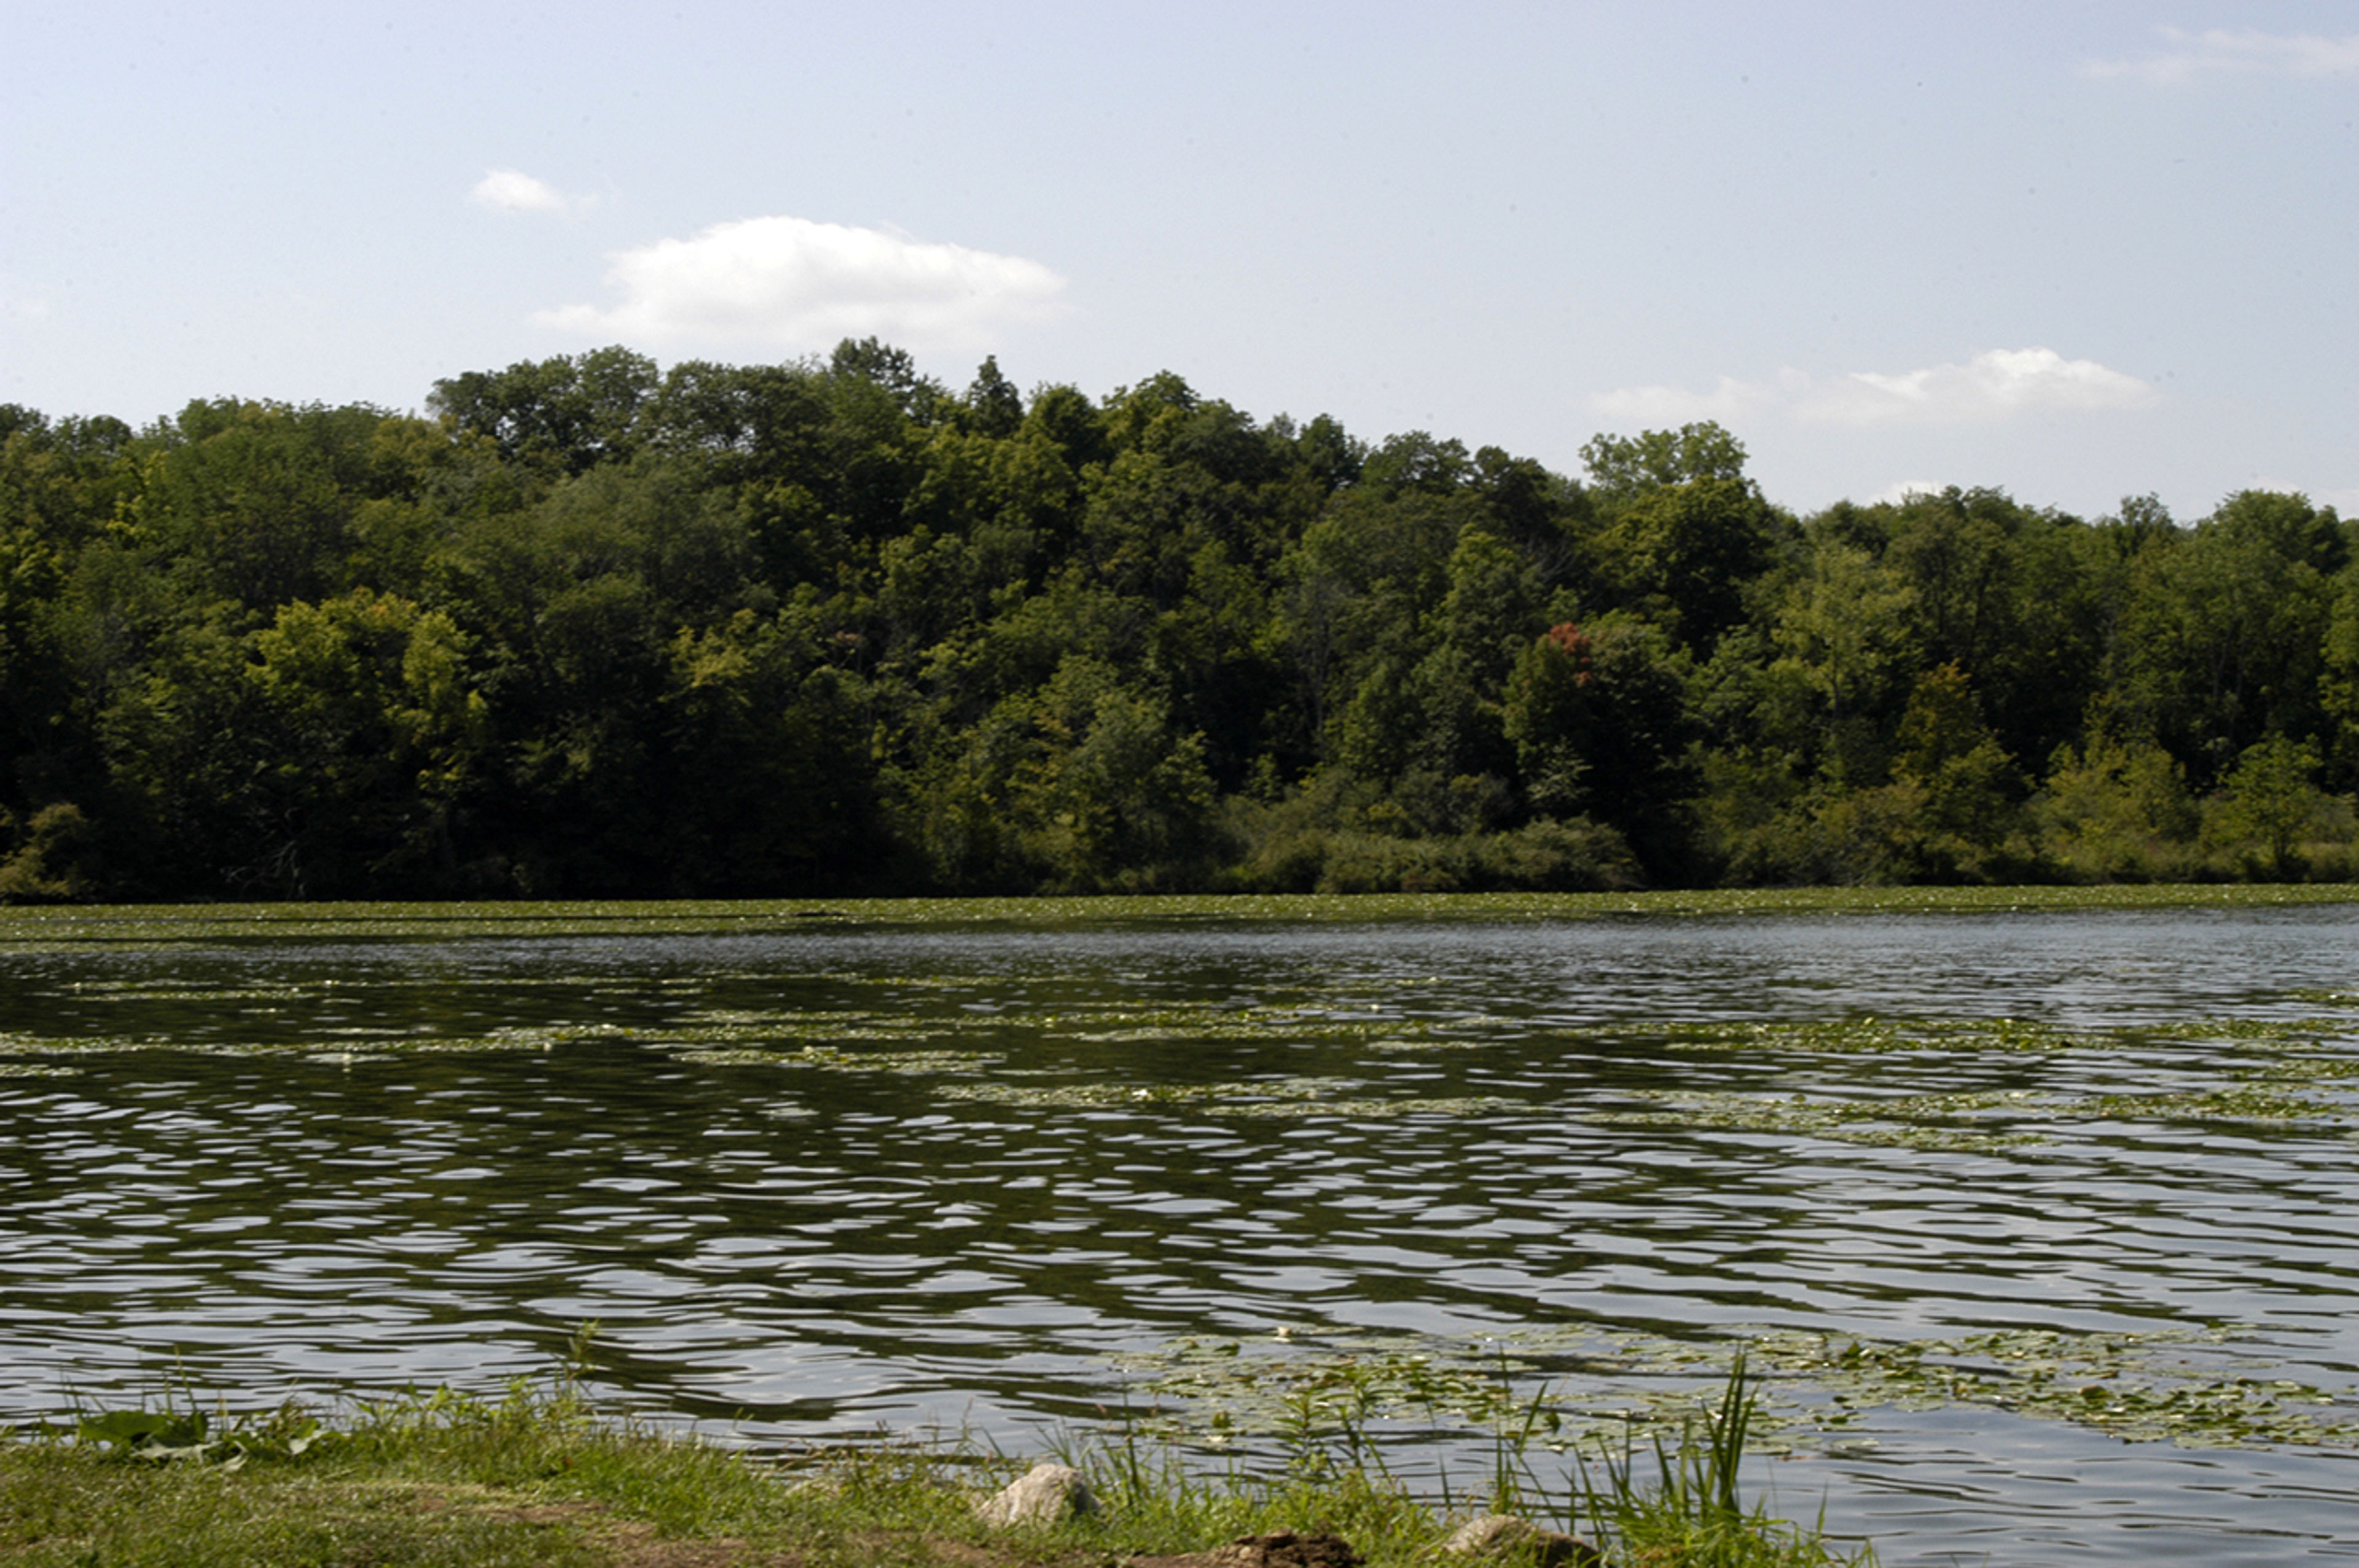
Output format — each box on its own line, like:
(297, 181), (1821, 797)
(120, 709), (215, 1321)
(2, 351), (2354, 901)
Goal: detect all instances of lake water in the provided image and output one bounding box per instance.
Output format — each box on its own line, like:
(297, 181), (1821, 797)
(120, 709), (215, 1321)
(3, 902), (2356, 1564)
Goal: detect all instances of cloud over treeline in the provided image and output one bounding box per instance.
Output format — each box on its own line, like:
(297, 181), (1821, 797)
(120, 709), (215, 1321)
(2083, 27), (2359, 85)
(1592, 348), (2158, 428)
(536, 216), (1067, 353)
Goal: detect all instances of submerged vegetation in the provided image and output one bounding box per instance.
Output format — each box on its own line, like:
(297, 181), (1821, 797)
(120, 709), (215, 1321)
(4, 348), (2358, 900)
(0, 1356), (1871, 1567)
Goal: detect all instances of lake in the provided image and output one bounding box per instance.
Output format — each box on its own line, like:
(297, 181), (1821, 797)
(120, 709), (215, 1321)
(2, 895), (2355, 1564)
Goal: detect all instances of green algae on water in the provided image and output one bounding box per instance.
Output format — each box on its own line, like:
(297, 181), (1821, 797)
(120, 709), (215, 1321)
(1119, 1322), (2359, 1457)
(3, 883), (2355, 951)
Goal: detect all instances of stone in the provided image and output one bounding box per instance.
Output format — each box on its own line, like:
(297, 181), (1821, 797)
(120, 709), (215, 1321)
(974, 1461), (1098, 1526)
(1439, 1514), (1601, 1568)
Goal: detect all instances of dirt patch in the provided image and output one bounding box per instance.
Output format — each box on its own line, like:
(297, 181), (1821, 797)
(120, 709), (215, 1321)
(590, 1521), (772, 1568)
(396, 1486), (775, 1566)
(387, 1484), (1369, 1568)
(1130, 1531), (1366, 1568)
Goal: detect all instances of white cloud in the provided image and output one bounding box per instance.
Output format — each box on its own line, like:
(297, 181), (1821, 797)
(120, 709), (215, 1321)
(1587, 348), (2156, 429)
(1803, 348), (2158, 425)
(2083, 27), (2359, 85)
(534, 215), (1067, 353)
(1585, 370), (1798, 427)
(470, 168), (579, 215)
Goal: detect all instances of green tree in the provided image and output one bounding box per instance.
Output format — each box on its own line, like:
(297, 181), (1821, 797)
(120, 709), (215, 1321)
(0, 410), (139, 820)
(1766, 537), (1920, 780)
(640, 359), (831, 488)
(1278, 485), (1468, 746)
(238, 590), (489, 891)
(2035, 735), (2199, 881)
(0, 802), (96, 902)
(1029, 657), (1219, 886)
(131, 400), (409, 619)
(1596, 475), (1780, 649)
(2112, 490), (2344, 783)
(960, 356), (1025, 439)
(1579, 421), (1748, 500)
(1023, 384), (1111, 474)
(830, 337), (947, 421)
(429, 347), (659, 475)
(96, 591), (487, 897)
(901, 656), (1218, 891)
(1471, 445), (1590, 585)
(2322, 564), (2359, 788)
(1876, 487), (2104, 766)
(2206, 733), (2331, 876)
(656, 610), (883, 892)
(1502, 612), (1693, 867)
(1361, 431), (1473, 496)
(1434, 525), (1546, 681)
(428, 457), (757, 891)
(1888, 662), (2027, 878)
(1581, 424), (1779, 650)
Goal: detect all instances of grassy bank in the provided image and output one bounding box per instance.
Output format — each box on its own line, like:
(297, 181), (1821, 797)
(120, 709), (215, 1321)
(0, 878), (2352, 948)
(1, 1364), (1870, 1568)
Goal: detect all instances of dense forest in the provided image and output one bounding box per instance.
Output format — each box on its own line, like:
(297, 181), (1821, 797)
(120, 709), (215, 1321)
(2, 341), (2354, 900)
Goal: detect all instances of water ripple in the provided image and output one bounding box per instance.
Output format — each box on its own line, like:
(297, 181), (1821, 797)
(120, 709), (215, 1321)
(3, 909), (2358, 1563)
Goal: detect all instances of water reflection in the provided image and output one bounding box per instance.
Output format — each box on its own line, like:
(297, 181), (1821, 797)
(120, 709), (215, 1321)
(3, 908), (2358, 1563)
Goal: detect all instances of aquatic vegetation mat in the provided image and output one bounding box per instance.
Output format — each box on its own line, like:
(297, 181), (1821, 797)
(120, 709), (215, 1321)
(939, 1077), (1518, 1119)
(1116, 1321), (2359, 1457)
(1587, 1077), (2354, 1150)
(2, 883), (2355, 950)
(1587, 1088), (2043, 1153)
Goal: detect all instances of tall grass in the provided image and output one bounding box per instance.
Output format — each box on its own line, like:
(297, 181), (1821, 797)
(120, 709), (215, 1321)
(1567, 1358), (1868, 1567)
(1058, 1354), (1871, 1567)
(2, 1354), (1870, 1567)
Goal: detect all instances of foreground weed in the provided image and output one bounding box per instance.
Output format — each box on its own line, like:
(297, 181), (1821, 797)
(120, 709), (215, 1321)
(1049, 1422), (1439, 1565)
(1565, 1359), (1872, 1568)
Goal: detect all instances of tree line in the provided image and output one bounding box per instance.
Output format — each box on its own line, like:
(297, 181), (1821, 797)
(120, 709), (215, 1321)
(2, 341), (2353, 900)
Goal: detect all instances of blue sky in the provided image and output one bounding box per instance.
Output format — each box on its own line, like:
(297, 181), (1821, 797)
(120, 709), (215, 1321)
(5, 2), (2353, 521)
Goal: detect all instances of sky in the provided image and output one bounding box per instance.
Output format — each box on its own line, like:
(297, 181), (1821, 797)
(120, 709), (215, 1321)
(4, 2), (2354, 522)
